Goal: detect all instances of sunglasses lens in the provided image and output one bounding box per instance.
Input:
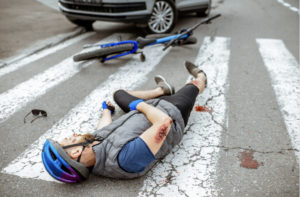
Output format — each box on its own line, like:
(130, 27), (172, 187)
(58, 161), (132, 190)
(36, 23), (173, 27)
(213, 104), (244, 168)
(32, 110), (40, 115)
(41, 111), (47, 117)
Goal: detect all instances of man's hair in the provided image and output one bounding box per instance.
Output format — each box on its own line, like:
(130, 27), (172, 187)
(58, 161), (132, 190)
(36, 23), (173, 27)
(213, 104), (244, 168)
(58, 133), (95, 148)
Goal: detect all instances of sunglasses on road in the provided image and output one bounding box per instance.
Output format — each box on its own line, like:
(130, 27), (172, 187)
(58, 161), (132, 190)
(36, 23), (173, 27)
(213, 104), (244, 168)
(24, 109), (47, 123)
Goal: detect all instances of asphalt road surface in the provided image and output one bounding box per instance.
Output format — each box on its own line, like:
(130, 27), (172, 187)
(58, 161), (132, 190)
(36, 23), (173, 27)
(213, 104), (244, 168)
(0, 0), (299, 196)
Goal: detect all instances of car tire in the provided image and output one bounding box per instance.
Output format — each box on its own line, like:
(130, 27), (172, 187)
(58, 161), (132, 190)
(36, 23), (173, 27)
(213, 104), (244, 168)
(66, 17), (95, 28)
(196, 0), (211, 17)
(144, 0), (178, 34)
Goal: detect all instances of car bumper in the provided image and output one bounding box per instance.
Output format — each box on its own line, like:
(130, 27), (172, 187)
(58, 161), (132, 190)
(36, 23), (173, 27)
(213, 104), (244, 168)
(58, 1), (152, 23)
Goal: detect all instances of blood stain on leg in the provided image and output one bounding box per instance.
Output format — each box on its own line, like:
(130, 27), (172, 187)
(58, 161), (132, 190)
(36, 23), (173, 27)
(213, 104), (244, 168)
(155, 124), (168, 143)
(239, 151), (259, 169)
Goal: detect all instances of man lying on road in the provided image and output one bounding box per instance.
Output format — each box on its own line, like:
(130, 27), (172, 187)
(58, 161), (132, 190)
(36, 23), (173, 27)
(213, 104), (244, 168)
(42, 61), (207, 182)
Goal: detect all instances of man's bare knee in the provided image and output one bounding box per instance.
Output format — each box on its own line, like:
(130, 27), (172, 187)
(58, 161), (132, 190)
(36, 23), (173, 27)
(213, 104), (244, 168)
(113, 89), (123, 97)
(188, 79), (200, 87)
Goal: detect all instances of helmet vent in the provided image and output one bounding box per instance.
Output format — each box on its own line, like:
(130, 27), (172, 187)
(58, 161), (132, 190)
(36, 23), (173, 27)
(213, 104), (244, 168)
(49, 148), (57, 161)
(61, 164), (73, 175)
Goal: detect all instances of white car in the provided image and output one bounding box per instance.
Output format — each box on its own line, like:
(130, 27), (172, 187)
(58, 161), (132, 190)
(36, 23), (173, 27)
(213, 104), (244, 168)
(59, 0), (211, 34)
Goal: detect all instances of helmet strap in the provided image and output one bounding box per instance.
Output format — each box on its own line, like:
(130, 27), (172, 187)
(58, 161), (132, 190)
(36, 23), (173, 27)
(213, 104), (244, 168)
(62, 138), (94, 163)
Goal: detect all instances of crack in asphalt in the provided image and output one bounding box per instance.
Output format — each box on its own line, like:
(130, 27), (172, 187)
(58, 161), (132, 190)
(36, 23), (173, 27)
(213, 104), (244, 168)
(213, 145), (300, 154)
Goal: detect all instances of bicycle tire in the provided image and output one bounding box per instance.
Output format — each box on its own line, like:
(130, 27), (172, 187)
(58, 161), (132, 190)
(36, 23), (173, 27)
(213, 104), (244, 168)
(145, 34), (174, 39)
(73, 43), (134, 62)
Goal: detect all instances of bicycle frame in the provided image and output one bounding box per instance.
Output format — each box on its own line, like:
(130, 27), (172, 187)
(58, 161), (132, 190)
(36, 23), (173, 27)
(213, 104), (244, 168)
(99, 34), (190, 61)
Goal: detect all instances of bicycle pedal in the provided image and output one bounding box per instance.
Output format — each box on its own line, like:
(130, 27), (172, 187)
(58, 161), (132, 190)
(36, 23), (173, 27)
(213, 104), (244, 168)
(140, 53), (146, 62)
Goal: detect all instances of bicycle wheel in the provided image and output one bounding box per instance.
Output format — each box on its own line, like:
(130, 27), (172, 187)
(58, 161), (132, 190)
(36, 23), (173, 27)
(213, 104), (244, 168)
(73, 43), (134, 62)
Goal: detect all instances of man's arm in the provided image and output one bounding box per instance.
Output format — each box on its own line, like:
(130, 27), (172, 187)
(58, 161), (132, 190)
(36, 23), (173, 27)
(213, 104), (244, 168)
(136, 102), (173, 155)
(96, 109), (112, 130)
(97, 101), (114, 130)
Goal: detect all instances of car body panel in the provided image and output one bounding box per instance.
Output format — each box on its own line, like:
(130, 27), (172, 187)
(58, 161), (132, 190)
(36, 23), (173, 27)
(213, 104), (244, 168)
(176, 0), (209, 11)
(59, 0), (209, 19)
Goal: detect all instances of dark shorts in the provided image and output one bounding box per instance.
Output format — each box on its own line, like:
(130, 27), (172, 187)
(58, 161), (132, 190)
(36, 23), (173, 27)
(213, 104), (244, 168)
(113, 84), (199, 126)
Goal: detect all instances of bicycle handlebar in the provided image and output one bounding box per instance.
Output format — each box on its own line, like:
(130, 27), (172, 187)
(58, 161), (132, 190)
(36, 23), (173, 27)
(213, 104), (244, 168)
(163, 14), (221, 51)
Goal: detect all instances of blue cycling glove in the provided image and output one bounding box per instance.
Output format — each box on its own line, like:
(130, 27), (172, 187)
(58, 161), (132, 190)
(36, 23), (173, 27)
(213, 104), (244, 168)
(129, 99), (144, 110)
(102, 101), (114, 114)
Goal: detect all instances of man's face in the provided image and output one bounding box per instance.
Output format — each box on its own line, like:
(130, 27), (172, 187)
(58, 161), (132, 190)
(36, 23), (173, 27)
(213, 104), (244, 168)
(57, 133), (97, 166)
(58, 133), (95, 147)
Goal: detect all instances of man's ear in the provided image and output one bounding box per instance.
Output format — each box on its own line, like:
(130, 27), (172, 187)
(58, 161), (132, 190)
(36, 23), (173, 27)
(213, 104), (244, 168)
(69, 147), (82, 160)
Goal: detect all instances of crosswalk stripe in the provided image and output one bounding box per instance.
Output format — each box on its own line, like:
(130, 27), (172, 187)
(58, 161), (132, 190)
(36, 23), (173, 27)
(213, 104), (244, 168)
(139, 37), (231, 197)
(256, 39), (300, 162)
(0, 33), (133, 125)
(2, 43), (172, 181)
(276, 0), (300, 14)
(0, 32), (95, 78)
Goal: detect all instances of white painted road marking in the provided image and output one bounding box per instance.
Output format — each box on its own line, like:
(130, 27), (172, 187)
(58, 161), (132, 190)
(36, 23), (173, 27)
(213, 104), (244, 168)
(139, 37), (231, 197)
(256, 39), (300, 162)
(2, 44), (172, 181)
(0, 33), (132, 124)
(276, 0), (300, 14)
(0, 32), (95, 78)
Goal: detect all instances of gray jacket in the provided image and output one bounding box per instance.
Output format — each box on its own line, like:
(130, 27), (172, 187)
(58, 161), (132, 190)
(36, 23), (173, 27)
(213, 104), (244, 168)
(91, 99), (185, 179)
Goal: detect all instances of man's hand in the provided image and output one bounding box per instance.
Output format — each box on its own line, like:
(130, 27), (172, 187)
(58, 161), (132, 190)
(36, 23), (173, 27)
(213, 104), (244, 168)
(102, 101), (115, 114)
(129, 99), (144, 111)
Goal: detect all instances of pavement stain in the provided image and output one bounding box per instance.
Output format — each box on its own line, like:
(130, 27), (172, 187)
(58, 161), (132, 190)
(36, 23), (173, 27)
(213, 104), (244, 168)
(194, 105), (213, 114)
(239, 151), (260, 169)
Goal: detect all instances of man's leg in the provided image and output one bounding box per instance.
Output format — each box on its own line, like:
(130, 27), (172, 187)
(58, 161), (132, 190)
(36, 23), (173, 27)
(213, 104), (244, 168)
(184, 60), (207, 94)
(187, 72), (206, 94)
(113, 88), (164, 113)
(158, 61), (207, 126)
(126, 87), (163, 100)
(113, 76), (175, 112)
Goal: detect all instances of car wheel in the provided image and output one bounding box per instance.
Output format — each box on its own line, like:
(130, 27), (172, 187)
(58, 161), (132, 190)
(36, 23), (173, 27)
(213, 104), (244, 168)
(66, 17), (95, 28)
(196, 0), (211, 17)
(145, 0), (178, 34)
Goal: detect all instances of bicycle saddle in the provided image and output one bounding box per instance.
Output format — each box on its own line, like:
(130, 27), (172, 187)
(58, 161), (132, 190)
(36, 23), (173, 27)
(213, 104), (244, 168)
(136, 37), (156, 49)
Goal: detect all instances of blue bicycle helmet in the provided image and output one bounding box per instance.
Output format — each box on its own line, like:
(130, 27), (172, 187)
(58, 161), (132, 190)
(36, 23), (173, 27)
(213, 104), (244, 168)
(42, 139), (91, 183)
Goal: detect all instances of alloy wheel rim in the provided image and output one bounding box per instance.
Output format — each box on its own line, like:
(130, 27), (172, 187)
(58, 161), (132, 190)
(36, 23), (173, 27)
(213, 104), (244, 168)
(148, 1), (174, 33)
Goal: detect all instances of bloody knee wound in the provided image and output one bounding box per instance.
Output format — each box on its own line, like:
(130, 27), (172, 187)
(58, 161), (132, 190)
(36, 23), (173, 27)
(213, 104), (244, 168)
(155, 124), (168, 143)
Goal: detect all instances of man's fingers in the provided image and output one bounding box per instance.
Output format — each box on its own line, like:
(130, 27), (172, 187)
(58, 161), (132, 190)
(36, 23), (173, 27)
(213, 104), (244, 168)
(106, 101), (115, 108)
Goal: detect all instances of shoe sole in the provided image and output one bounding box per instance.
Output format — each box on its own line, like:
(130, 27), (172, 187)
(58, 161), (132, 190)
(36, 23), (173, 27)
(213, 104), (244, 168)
(184, 61), (196, 78)
(155, 75), (174, 95)
(184, 61), (208, 88)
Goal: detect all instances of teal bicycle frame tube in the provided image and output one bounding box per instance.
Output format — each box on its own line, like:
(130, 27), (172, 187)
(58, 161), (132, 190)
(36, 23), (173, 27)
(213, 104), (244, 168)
(146, 34), (190, 47)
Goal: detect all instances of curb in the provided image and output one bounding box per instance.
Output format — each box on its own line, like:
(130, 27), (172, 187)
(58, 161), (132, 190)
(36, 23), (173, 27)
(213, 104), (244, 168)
(0, 27), (87, 68)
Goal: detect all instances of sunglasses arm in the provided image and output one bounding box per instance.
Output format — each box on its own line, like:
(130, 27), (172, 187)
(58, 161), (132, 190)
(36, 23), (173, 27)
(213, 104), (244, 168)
(30, 116), (44, 123)
(24, 111), (32, 123)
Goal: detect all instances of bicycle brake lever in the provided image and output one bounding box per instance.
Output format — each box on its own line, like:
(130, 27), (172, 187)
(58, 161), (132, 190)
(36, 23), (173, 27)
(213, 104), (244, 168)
(163, 43), (171, 51)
